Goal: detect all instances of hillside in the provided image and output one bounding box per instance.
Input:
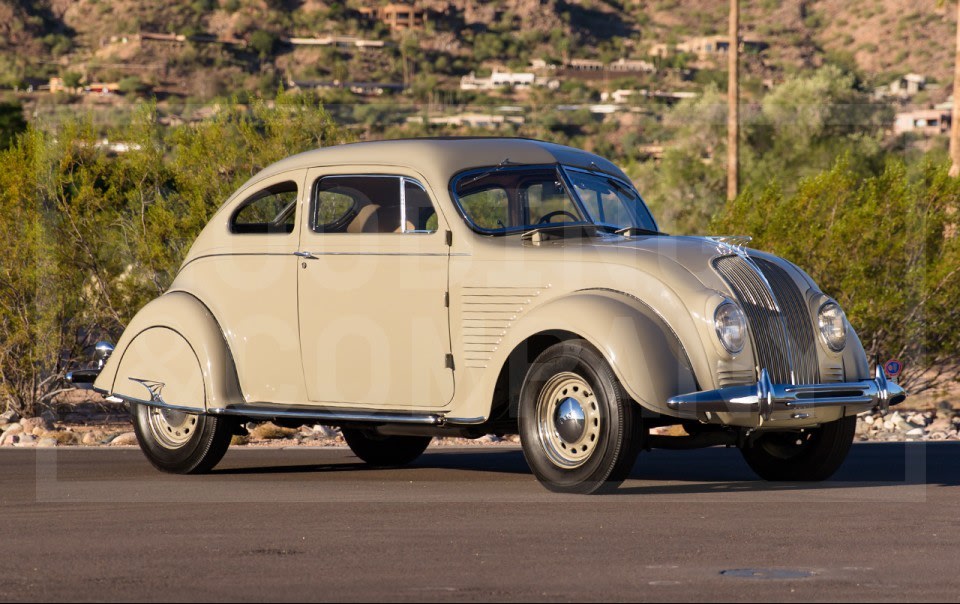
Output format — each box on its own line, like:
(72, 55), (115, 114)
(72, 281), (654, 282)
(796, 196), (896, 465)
(0, 0), (954, 130)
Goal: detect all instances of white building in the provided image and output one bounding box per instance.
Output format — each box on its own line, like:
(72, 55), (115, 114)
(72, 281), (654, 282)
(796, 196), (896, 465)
(460, 69), (556, 91)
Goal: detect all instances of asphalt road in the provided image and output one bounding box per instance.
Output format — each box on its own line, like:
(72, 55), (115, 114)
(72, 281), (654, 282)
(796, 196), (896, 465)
(1, 442), (958, 602)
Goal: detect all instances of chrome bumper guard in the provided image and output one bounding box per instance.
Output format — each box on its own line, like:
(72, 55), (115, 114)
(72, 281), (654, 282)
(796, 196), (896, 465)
(666, 366), (906, 423)
(66, 368), (100, 390)
(65, 341), (114, 391)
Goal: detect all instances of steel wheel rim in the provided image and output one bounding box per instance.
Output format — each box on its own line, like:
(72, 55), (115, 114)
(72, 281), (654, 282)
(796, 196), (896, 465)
(146, 407), (199, 449)
(535, 372), (602, 469)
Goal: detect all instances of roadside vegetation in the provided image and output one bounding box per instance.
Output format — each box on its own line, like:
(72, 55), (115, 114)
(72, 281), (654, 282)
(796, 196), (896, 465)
(0, 94), (346, 416)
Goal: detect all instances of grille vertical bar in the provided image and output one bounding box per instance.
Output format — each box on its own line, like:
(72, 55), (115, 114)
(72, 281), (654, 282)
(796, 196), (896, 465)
(752, 258), (820, 385)
(713, 255), (820, 385)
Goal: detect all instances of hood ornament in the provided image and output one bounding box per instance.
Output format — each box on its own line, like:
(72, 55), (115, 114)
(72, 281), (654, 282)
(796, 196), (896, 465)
(708, 235), (753, 255)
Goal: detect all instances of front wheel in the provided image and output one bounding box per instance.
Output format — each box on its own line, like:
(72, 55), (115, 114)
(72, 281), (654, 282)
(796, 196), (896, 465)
(740, 415), (857, 481)
(518, 339), (642, 494)
(132, 403), (234, 474)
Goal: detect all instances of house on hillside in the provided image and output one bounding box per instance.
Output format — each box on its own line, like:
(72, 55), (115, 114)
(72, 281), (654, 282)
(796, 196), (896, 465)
(359, 3), (427, 32)
(675, 35), (767, 60)
(607, 58), (656, 73)
(891, 73), (927, 97)
(567, 59), (605, 71)
(894, 109), (951, 135)
(460, 69), (558, 91)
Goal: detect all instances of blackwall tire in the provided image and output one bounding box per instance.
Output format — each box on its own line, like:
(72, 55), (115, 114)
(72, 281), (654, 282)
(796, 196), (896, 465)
(342, 429), (431, 468)
(740, 415), (857, 481)
(132, 403), (234, 474)
(518, 339), (642, 494)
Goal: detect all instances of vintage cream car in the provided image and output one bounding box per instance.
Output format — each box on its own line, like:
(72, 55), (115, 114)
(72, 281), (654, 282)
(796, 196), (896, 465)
(70, 138), (905, 494)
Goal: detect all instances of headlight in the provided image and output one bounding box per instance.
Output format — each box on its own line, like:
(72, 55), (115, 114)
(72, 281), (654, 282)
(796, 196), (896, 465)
(818, 301), (847, 352)
(715, 301), (747, 354)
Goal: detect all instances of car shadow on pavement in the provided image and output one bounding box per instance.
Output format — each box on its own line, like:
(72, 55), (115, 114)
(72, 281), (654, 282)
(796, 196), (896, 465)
(207, 442), (959, 493)
(614, 441), (960, 495)
(210, 461), (375, 475)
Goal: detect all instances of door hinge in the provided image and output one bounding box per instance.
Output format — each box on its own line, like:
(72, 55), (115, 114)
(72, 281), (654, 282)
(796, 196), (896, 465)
(445, 354), (455, 370)
(445, 230), (453, 246)
(444, 291), (449, 307)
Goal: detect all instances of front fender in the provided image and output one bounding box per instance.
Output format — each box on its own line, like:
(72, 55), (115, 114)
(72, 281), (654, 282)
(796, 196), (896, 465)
(94, 292), (242, 411)
(499, 291), (699, 416)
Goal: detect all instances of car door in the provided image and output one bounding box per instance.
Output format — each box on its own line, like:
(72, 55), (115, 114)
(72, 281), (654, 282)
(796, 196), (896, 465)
(172, 171), (308, 405)
(296, 168), (454, 409)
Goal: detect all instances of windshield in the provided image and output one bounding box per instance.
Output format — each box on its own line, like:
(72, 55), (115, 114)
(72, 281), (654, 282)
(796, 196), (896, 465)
(452, 164), (659, 236)
(564, 168), (659, 233)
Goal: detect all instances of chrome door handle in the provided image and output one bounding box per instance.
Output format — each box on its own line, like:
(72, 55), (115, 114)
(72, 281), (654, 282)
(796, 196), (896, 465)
(294, 251), (318, 260)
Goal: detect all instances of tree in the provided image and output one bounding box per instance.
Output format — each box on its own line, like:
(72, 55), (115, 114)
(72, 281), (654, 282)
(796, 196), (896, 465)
(249, 30), (277, 60)
(0, 96), (349, 417)
(61, 71), (82, 91)
(0, 102), (26, 149)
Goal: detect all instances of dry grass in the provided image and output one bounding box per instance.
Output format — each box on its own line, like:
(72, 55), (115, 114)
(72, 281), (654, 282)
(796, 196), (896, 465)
(248, 422), (297, 441)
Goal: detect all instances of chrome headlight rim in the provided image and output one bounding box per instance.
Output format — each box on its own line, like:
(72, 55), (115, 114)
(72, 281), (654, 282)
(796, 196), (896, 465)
(817, 299), (847, 352)
(714, 300), (747, 355)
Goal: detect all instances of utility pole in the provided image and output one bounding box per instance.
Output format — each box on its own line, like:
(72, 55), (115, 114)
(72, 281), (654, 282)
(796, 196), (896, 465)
(951, 0), (960, 177)
(727, 0), (740, 200)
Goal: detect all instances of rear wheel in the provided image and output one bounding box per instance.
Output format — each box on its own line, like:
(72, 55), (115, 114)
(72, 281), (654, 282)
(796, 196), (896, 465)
(740, 415), (857, 481)
(518, 339), (642, 494)
(342, 429), (431, 468)
(132, 403), (234, 474)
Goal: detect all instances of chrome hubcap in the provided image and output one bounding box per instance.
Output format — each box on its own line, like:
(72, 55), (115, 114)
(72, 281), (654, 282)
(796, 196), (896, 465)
(147, 406), (199, 449)
(536, 372), (602, 469)
(555, 397), (586, 443)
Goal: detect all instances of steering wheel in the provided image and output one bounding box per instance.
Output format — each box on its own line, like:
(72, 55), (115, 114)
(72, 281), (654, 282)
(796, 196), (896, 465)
(538, 210), (579, 224)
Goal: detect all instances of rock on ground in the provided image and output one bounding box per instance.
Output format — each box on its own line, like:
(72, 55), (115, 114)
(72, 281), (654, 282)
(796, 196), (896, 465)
(110, 432), (138, 446)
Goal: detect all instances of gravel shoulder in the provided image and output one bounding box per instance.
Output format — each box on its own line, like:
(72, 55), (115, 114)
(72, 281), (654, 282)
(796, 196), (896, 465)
(1, 400), (957, 449)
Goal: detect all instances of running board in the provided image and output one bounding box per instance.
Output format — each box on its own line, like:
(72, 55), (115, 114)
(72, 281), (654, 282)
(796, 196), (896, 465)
(104, 393), (486, 427)
(209, 403), (443, 426)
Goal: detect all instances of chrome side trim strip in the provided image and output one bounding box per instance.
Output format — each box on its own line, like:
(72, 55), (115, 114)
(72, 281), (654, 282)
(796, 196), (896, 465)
(443, 416), (488, 425)
(107, 393), (205, 414)
(208, 404), (444, 425)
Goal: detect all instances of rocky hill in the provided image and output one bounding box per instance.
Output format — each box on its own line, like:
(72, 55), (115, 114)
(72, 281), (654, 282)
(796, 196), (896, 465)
(0, 0), (954, 106)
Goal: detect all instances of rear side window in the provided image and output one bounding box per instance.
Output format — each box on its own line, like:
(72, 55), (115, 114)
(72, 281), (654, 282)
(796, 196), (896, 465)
(230, 181), (298, 234)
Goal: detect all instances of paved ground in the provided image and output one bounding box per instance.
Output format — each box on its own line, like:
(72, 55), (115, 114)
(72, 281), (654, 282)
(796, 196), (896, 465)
(1, 442), (958, 602)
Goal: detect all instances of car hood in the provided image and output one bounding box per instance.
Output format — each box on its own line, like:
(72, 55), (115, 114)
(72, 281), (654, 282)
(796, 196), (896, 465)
(581, 234), (817, 295)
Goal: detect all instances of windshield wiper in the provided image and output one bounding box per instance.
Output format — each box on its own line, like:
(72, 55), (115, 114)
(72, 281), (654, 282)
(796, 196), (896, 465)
(519, 223), (600, 242)
(614, 226), (665, 237)
(459, 157), (516, 188)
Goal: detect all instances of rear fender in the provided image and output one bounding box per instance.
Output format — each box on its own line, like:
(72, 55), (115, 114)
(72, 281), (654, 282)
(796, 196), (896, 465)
(94, 292), (242, 411)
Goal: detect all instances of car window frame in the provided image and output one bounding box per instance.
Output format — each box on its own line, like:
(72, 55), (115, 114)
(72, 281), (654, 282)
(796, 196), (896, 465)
(228, 180), (300, 236)
(449, 164), (594, 236)
(560, 166), (660, 234)
(309, 173), (437, 235)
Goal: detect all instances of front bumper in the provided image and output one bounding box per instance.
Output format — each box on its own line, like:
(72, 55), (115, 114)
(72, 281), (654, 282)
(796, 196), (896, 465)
(666, 365), (906, 424)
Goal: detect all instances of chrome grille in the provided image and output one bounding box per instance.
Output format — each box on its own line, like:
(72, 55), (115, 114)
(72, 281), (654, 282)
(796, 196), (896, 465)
(752, 258), (820, 385)
(713, 255), (820, 385)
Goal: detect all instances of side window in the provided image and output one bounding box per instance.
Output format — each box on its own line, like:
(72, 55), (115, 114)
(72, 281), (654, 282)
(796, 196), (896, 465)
(312, 175), (437, 234)
(458, 187), (509, 230)
(230, 181), (298, 235)
(525, 179), (579, 224)
(404, 179), (438, 233)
